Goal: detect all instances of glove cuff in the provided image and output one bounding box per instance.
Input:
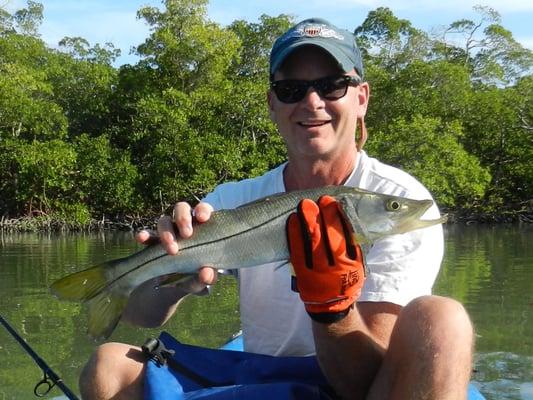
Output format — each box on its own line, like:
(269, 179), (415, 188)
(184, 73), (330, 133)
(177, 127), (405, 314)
(307, 303), (354, 324)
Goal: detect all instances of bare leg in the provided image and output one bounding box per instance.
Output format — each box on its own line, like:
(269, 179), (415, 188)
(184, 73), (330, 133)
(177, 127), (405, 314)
(368, 295), (474, 400)
(79, 342), (145, 400)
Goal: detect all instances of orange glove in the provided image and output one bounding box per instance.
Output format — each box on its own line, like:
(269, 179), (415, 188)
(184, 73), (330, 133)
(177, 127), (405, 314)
(286, 195), (366, 323)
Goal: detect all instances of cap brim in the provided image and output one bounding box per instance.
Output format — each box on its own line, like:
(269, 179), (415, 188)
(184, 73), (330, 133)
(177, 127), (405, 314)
(270, 40), (354, 75)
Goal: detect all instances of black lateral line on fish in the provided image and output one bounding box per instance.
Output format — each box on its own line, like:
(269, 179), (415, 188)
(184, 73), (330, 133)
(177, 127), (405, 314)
(97, 208), (293, 293)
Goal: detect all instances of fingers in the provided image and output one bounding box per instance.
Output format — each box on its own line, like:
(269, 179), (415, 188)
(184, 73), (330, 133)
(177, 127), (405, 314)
(171, 201), (214, 237)
(157, 268), (218, 295)
(157, 201), (214, 256)
(172, 202), (193, 237)
(289, 196), (353, 270)
(157, 215), (179, 255)
(318, 196), (348, 259)
(198, 267), (218, 285)
(193, 202), (214, 223)
(175, 268), (218, 295)
(135, 229), (160, 246)
(319, 196), (359, 260)
(296, 199), (323, 269)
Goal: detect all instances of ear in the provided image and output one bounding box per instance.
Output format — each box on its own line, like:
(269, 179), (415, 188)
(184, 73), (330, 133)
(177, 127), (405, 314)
(355, 82), (370, 119)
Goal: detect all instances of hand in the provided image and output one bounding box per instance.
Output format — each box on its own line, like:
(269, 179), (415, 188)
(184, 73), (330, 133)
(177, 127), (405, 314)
(136, 201), (218, 294)
(286, 195), (366, 322)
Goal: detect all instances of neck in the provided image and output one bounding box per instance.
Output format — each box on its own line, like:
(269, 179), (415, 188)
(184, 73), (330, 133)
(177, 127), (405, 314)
(284, 150), (359, 191)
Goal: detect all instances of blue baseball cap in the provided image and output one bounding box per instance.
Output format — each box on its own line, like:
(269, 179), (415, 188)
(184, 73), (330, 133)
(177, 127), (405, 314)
(270, 18), (364, 79)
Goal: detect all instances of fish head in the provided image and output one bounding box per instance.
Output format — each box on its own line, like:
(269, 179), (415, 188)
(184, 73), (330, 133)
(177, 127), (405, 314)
(337, 192), (447, 244)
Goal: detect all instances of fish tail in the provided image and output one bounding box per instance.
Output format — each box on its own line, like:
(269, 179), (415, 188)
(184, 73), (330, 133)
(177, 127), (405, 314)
(50, 263), (112, 301)
(85, 288), (129, 339)
(50, 259), (126, 302)
(50, 260), (129, 340)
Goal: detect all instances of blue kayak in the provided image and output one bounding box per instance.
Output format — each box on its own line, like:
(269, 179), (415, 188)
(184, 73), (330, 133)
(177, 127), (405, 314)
(144, 331), (486, 399)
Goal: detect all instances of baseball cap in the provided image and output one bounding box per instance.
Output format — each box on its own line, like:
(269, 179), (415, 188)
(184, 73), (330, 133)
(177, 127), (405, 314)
(270, 18), (364, 79)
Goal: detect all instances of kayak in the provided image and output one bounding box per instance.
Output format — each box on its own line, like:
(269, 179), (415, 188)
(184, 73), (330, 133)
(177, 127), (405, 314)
(144, 331), (486, 399)
(221, 334), (486, 400)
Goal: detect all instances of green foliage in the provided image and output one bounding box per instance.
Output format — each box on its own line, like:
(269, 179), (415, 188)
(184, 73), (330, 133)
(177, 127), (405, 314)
(9, 0), (43, 36)
(462, 78), (532, 207)
(58, 36), (121, 64)
(45, 51), (118, 137)
(229, 14), (292, 79)
(50, 202), (92, 227)
(0, 1), (530, 228)
(366, 60), (473, 130)
(366, 115), (491, 208)
(0, 61), (68, 141)
(120, 2), (287, 208)
(355, 7), (431, 72)
(73, 134), (140, 215)
(429, 5), (532, 85)
(136, 0), (240, 91)
(13, 139), (77, 215)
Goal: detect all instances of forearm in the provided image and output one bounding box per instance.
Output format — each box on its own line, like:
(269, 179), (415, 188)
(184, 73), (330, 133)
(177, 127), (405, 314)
(312, 302), (400, 400)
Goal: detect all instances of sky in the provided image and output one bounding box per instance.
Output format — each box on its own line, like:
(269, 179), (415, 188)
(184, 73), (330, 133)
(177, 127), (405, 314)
(4, 0), (533, 66)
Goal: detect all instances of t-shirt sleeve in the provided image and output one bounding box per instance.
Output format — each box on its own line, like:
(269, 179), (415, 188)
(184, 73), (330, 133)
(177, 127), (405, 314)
(359, 206), (444, 306)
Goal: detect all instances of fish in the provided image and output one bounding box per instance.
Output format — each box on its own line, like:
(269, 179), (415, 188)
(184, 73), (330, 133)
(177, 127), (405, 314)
(50, 186), (447, 339)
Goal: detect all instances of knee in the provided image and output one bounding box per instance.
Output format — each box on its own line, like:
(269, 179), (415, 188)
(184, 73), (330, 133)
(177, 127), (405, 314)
(79, 342), (145, 400)
(402, 295), (474, 349)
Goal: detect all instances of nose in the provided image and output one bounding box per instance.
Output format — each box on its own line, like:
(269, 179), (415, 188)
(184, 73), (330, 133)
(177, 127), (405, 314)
(301, 87), (325, 109)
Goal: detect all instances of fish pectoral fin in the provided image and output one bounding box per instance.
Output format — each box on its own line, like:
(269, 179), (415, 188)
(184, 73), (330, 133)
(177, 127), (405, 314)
(157, 273), (190, 288)
(85, 289), (128, 340)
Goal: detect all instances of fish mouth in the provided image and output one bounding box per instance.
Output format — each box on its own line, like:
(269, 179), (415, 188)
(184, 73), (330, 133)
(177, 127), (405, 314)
(394, 199), (447, 234)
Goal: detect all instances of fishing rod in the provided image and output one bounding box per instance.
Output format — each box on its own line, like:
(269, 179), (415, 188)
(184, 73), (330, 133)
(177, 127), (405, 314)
(0, 314), (80, 400)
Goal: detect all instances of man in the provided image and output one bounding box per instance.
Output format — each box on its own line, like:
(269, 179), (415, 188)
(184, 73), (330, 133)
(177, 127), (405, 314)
(80, 18), (474, 399)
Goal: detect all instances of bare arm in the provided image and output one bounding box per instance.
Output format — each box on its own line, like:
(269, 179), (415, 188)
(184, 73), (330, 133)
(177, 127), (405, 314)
(122, 202), (218, 327)
(312, 301), (401, 400)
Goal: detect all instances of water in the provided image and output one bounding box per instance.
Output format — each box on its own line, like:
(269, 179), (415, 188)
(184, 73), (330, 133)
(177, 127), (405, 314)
(0, 225), (531, 399)
(434, 224), (532, 399)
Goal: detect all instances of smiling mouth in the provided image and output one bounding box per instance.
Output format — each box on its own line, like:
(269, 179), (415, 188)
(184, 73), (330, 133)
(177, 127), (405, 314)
(298, 121), (330, 127)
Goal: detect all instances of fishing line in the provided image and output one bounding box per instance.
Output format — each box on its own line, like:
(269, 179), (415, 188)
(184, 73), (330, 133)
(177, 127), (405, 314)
(0, 314), (80, 400)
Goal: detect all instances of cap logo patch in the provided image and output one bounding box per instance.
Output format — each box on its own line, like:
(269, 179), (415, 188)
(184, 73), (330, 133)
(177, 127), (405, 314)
(281, 23), (344, 43)
(304, 26), (322, 36)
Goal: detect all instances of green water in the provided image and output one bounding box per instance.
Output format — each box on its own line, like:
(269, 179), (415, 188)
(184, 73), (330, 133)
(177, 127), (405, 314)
(0, 225), (531, 399)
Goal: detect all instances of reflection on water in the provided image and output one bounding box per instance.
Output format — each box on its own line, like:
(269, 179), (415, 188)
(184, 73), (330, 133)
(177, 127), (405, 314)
(475, 353), (533, 400)
(434, 224), (532, 400)
(0, 225), (531, 400)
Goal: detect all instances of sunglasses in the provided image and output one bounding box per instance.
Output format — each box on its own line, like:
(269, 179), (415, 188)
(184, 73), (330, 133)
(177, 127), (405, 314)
(270, 75), (362, 104)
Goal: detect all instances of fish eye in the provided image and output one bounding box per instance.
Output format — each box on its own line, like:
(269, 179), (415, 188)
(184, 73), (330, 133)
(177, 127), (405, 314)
(386, 200), (402, 211)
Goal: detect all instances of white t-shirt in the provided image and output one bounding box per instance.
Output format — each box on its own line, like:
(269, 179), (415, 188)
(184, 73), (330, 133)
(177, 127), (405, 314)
(202, 151), (444, 356)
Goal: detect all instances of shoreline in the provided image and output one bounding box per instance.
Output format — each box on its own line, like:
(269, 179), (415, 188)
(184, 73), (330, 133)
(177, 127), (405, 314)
(1, 210), (531, 232)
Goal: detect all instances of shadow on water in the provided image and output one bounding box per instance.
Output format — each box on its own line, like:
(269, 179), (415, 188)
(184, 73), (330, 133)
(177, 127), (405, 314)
(0, 225), (531, 399)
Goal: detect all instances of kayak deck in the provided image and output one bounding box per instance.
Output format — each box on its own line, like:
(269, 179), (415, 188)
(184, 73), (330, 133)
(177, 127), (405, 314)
(220, 332), (486, 400)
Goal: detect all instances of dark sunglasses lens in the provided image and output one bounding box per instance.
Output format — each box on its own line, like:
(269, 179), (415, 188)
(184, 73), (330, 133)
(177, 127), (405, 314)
(318, 77), (348, 99)
(273, 76), (351, 103)
(274, 81), (307, 103)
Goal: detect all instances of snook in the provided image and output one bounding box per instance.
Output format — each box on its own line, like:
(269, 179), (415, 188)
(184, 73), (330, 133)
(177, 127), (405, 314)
(51, 186), (446, 339)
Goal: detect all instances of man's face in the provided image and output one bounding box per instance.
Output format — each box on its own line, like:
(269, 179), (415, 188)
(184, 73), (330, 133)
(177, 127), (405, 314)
(268, 46), (368, 161)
